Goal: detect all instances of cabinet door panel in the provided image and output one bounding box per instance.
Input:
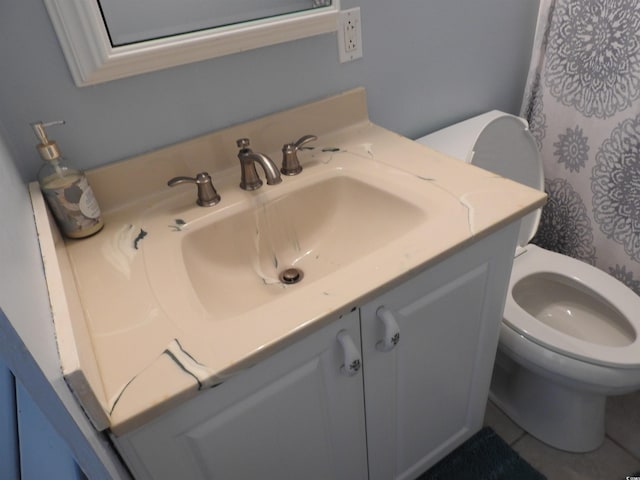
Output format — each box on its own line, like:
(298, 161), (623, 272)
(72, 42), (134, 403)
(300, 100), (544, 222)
(118, 311), (367, 480)
(396, 264), (488, 466)
(362, 226), (517, 480)
(183, 357), (336, 478)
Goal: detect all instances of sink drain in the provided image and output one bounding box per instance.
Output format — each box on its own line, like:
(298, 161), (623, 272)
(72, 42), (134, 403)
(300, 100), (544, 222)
(279, 268), (304, 285)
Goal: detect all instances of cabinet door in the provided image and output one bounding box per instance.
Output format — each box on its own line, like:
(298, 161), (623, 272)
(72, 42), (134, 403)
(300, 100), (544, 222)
(117, 310), (367, 480)
(361, 226), (517, 480)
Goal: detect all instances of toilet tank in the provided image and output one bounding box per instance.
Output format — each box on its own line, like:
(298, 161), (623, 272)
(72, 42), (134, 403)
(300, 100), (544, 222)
(415, 110), (543, 249)
(415, 111), (510, 162)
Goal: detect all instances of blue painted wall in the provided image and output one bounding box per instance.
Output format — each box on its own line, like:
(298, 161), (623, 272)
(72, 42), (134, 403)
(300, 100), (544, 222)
(0, 360), (19, 479)
(16, 381), (86, 480)
(0, 358), (86, 480)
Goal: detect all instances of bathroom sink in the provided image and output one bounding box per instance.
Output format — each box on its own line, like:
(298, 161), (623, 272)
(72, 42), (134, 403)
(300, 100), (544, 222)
(162, 174), (426, 319)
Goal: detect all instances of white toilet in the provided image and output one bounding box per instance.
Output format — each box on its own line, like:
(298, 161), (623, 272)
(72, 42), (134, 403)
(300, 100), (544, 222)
(416, 111), (640, 453)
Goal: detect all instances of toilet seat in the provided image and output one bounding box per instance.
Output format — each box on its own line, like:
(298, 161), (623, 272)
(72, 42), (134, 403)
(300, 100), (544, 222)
(505, 244), (640, 369)
(417, 111), (640, 369)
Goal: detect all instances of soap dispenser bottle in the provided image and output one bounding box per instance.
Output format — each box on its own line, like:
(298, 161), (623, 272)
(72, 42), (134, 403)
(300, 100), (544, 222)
(32, 121), (104, 239)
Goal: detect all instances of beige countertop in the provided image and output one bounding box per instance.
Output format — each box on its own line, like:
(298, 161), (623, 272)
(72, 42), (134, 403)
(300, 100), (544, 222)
(31, 88), (546, 435)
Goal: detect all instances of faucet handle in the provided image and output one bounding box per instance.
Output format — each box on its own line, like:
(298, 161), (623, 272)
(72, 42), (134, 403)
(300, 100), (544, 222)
(281, 134), (317, 175)
(168, 172), (221, 207)
(293, 134), (318, 149)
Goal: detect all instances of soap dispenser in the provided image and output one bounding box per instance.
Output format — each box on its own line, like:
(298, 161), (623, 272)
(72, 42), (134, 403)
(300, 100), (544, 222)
(32, 121), (104, 239)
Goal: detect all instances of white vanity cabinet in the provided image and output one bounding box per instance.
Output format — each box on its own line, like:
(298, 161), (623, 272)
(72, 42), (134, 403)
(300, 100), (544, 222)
(361, 224), (518, 480)
(115, 310), (369, 480)
(114, 222), (518, 480)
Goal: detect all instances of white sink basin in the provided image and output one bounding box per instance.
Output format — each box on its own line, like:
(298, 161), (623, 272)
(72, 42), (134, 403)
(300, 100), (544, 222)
(179, 175), (425, 318)
(141, 159), (447, 324)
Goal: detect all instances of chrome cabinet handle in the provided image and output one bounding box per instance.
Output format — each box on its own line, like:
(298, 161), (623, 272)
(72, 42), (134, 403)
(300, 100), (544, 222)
(337, 330), (361, 376)
(375, 306), (400, 352)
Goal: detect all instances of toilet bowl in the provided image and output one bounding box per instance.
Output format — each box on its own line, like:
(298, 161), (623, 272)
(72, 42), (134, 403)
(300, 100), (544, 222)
(416, 111), (640, 452)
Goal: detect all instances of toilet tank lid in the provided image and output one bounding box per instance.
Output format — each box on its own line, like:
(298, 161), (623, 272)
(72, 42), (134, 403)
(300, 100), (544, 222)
(416, 111), (543, 248)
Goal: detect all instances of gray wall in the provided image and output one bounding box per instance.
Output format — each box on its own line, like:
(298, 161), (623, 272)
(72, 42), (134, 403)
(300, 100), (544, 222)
(0, 122), (128, 477)
(0, 0), (539, 182)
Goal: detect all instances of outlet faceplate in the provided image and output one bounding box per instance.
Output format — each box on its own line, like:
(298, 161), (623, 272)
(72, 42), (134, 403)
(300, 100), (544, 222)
(338, 8), (363, 63)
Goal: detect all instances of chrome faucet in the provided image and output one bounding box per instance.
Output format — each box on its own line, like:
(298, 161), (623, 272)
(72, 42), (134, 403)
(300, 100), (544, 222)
(236, 138), (282, 191)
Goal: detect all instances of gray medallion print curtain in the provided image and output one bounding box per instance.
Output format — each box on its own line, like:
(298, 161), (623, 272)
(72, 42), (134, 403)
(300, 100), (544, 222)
(521, 0), (640, 296)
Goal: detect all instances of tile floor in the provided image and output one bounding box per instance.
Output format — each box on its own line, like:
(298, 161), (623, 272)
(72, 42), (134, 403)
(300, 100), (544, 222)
(484, 391), (640, 479)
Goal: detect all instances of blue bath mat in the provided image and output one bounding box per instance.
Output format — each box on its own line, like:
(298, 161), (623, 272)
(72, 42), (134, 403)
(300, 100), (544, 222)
(419, 427), (546, 480)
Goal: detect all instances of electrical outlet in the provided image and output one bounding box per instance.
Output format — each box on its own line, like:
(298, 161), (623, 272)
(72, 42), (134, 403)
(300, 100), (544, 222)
(338, 8), (363, 63)
(344, 16), (358, 52)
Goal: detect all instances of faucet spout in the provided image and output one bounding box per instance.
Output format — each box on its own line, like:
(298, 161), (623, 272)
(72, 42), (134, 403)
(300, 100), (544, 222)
(237, 138), (282, 191)
(248, 152), (282, 186)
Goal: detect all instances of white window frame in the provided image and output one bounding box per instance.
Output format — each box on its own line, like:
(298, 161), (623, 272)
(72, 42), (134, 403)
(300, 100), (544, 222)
(43, 0), (340, 87)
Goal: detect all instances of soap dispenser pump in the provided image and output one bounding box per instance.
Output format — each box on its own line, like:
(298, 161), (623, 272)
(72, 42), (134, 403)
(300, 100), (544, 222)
(32, 121), (104, 239)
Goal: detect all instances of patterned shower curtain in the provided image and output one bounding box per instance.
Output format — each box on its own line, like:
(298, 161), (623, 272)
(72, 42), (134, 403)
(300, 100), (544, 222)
(521, 0), (640, 296)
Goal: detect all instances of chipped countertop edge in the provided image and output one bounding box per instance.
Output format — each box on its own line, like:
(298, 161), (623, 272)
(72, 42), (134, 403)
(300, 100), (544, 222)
(29, 182), (111, 431)
(31, 87), (547, 436)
